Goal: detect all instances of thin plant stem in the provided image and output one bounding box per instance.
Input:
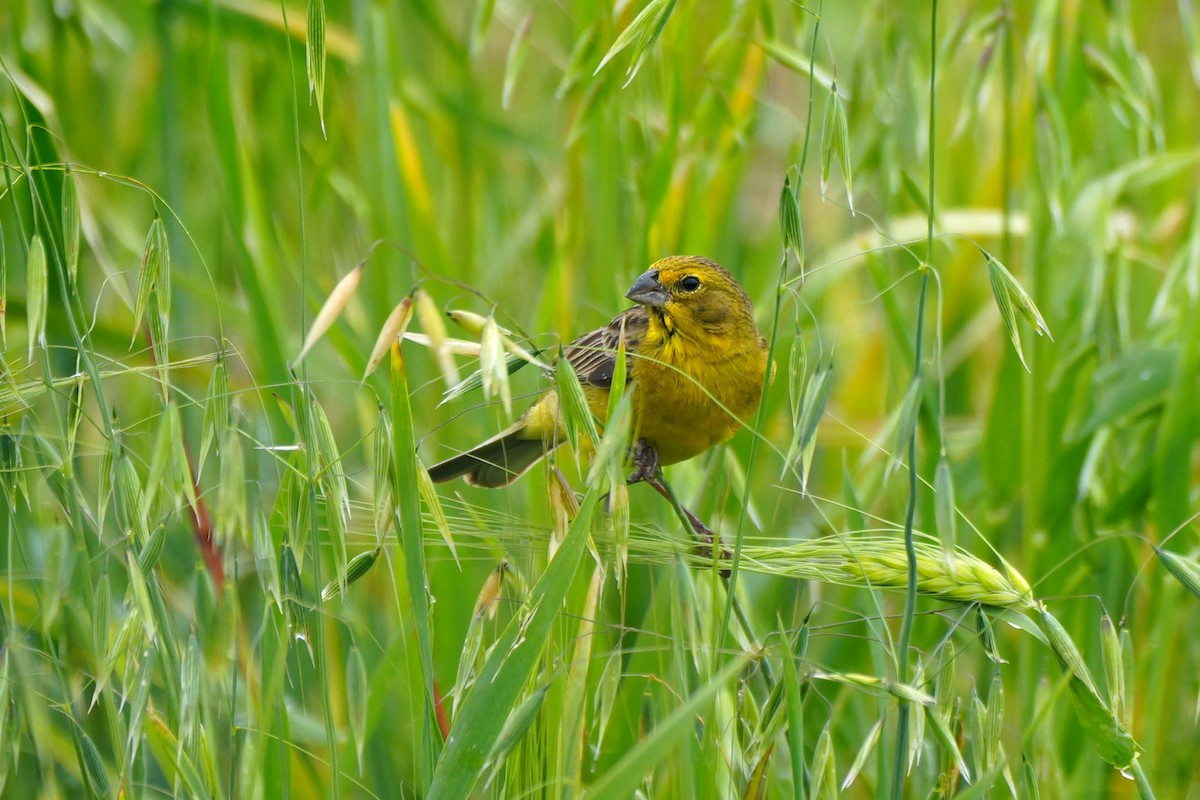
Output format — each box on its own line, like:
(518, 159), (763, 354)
(278, 1), (343, 796)
(720, 0), (823, 678)
(651, 472), (777, 688)
(1131, 759), (1157, 800)
(892, 2), (937, 797)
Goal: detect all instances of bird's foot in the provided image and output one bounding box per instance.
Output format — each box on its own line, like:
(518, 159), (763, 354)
(627, 438), (661, 485)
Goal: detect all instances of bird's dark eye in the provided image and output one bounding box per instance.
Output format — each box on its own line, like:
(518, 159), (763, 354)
(680, 275), (701, 292)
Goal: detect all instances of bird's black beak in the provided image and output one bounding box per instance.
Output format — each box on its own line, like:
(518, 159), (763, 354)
(626, 270), (670, 307)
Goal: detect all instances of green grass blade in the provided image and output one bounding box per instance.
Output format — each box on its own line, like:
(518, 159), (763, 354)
(582, 651), (756, 799)
(391, 343), (442, 784)
(428, 488), (599, 800)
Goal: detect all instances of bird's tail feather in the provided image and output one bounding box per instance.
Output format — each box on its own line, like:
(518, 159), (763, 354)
(427, 426), (548, 488)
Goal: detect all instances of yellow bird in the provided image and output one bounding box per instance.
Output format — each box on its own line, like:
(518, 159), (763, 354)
(428, 256), (769, 490)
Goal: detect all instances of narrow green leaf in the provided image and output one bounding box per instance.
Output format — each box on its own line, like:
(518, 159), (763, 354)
(62, 167), (81, 285)
(26, 232), (47, 361)
(1153, 286), (1199, 537)
(470, 0), (496, 55)
(429, 489), (599, 800)
(0, 652), (12, 768)
(808, 724), (834, 799)
(779, 618), (807, 800)
(485, 681), (550, 786)
(988, 256), (1027, 370)
(93, 574), (112, 657)
(1155, 547), (1200, 600)
(1119, 626), (1135, 733)
(502, 11), (533, 110)
(925, 704), (971, 783)
(592, 647), (621, 753)
(74, 718), (113, 799)
(586, 388), (632, 487)
(417, 464), (458, 564)
(115, 450), (149, 545)
(841, 717), (883, 791)
(593, 0), (673, 82)
(391, 343), (441, 778)
(820, 85), (853, 209)
(984, 249), (1052, 373)
(888, 376), (922, 479)
(785, 360), (832, 479)
(555, 25), (598, 98)
(582, 651), (756, 799)
(253, 507), (281, 609)
(214, 424), (245, 545)
(1038, 606), (1138, 768)
(310, 396), (348, 578)
(145, 712), (212, 800)
(744, 743), (774, 800)
(321, 548), (379, 601)
(127, 551), (158, 642)
(142, 401), (177, 519)
(138, 524), (167, 572)
(280, 542), (309, 649)
(132, 217), (167, 345)
(168, 402), (199, 517)
(125, 645), (157, 767)
(179, 635), (202, 765)
(199, 351), (229, 476)
(306, 0), (327, 134)
(347, 644), (368, 769)
(555, 346), (600, 454)
(1021, 753), (1041, 800)
(984, 673), (1005, 772)
(934, 453), (957, 561)
(373, 408), (393, 543)
(756, 39), (838, 93)
(559, 564), (603, 793)
(779, 173), (804, 265)
(1, 220), (7, 344)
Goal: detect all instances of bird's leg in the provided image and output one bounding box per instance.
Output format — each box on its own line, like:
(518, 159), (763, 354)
(628, 439), (731, 574)
(628, 437), (660, 484)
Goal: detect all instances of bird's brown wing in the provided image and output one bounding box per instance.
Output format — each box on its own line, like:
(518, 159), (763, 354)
(559, 307), (648, 388)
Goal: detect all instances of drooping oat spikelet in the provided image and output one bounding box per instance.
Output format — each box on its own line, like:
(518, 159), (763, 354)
(414, 287), (460, 386)
(296, 263), (362, 363)
(363, 296), (413, 381)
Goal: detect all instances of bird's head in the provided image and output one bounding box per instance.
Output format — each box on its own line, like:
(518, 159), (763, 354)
(626, 256), (756, 336)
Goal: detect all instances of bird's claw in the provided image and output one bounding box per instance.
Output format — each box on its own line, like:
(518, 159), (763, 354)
(627, 438), (661, 484)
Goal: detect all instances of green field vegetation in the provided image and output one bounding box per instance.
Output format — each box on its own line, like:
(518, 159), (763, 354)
(2, 0), (1199, 797)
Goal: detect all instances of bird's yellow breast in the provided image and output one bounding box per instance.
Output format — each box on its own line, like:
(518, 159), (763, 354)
(609, 319), (767, 466)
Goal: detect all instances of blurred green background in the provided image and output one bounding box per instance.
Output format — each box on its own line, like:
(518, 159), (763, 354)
(1, 0), (1199, 797)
